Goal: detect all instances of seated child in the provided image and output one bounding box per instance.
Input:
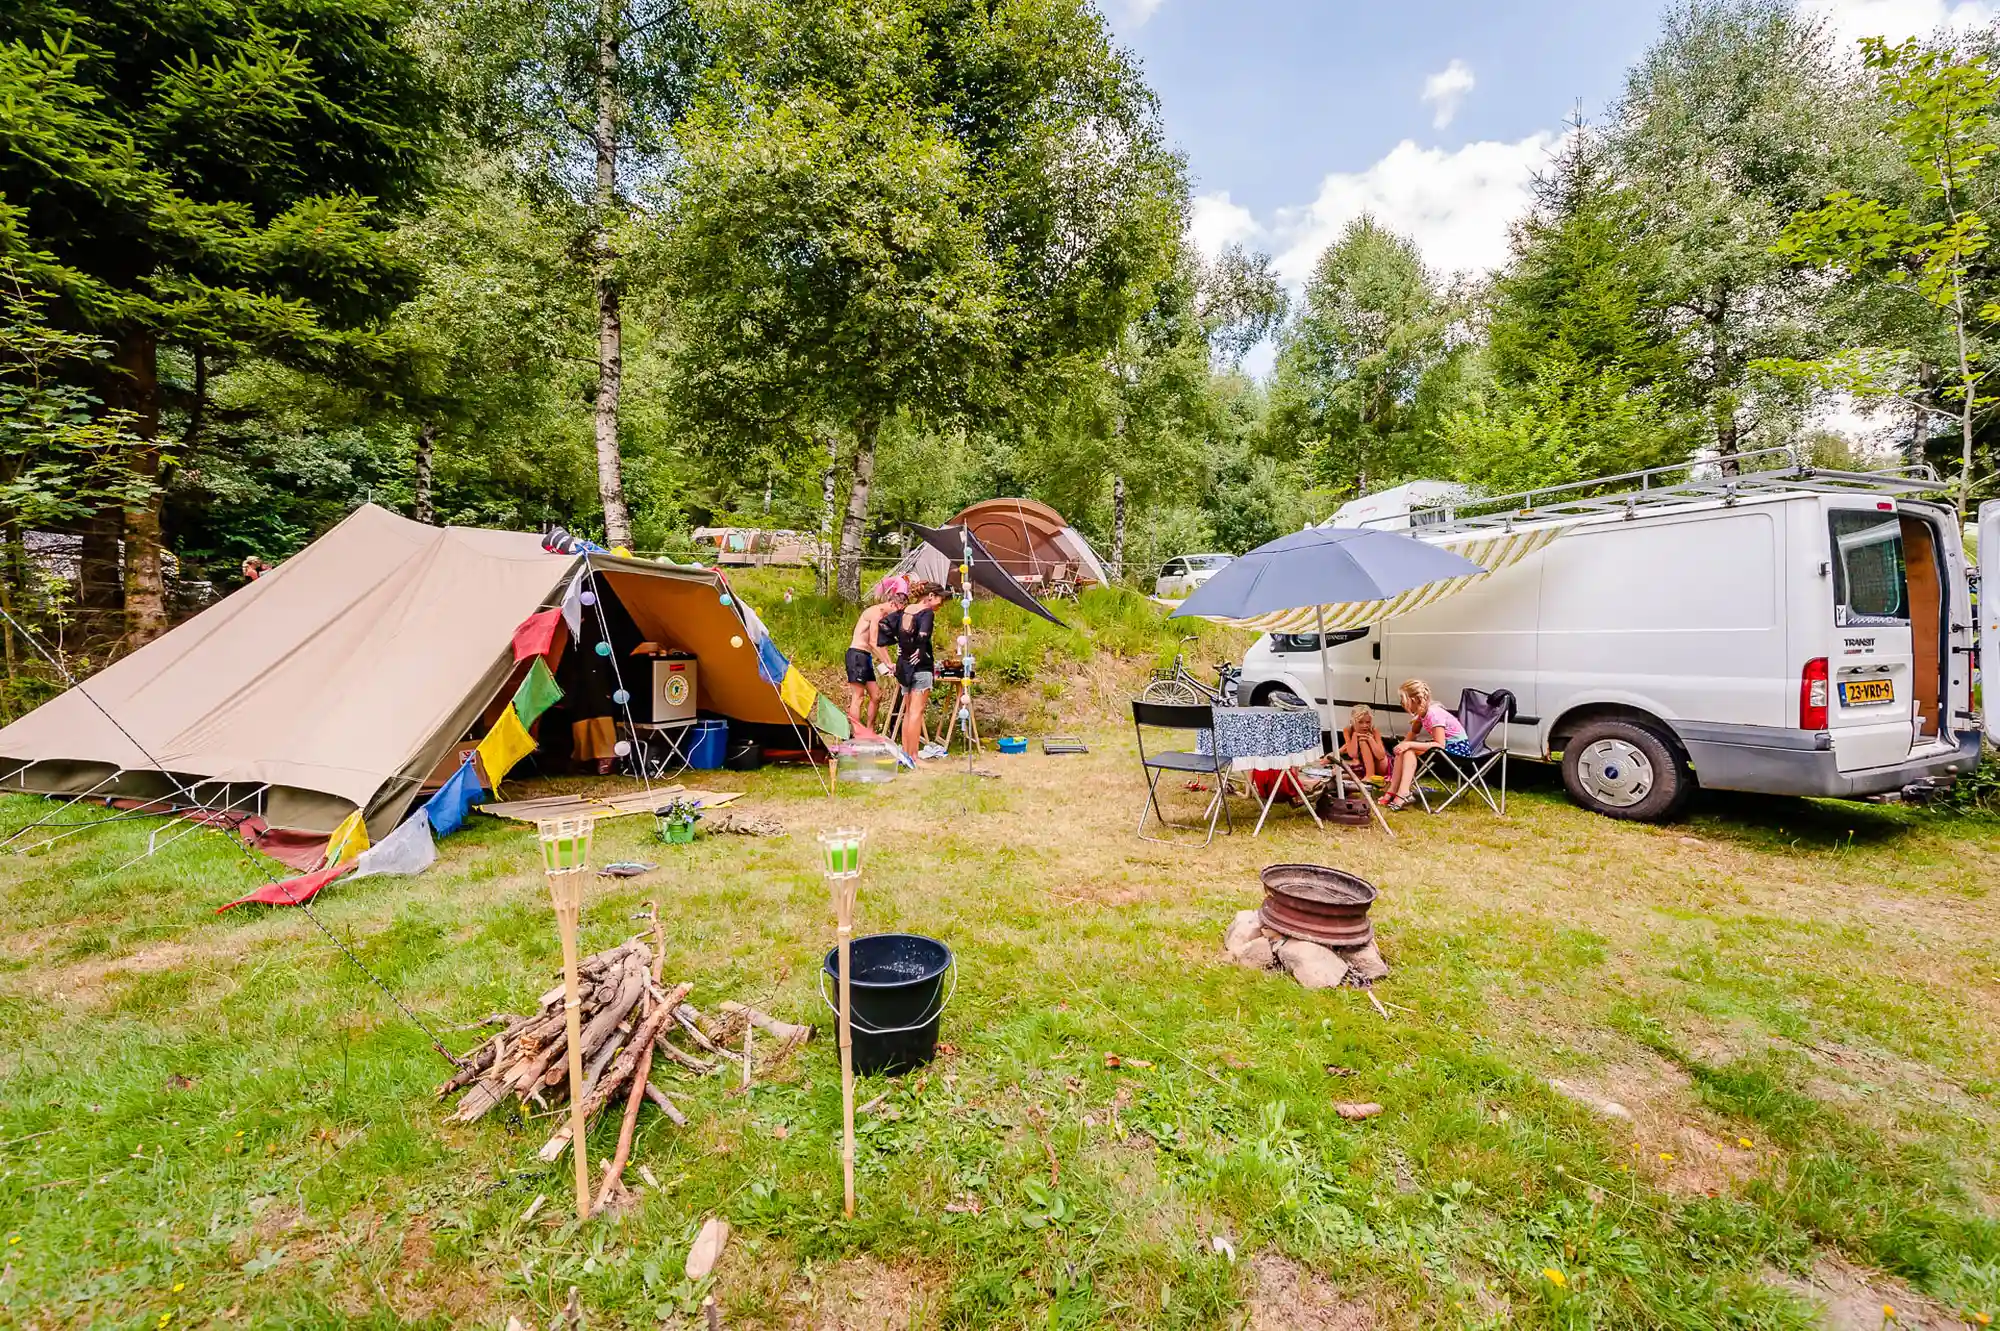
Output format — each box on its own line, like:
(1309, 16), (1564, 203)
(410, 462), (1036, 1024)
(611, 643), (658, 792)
(1381, 678), (1470, 812)
(1339, 704), (1390, 780)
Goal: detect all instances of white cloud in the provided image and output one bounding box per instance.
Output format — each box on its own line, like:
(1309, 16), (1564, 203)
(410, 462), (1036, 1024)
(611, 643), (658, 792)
(1106, 0), (1165, 28)
(1189, 191), (1260, 260)
(1420, 59), (1477, 130)
(1266, 133), (1563, 286)
(1807, 0), (1997, 45)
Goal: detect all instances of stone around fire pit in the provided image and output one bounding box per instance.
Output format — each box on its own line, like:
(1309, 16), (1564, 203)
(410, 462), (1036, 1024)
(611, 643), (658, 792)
(1276, 939), (1349, 989)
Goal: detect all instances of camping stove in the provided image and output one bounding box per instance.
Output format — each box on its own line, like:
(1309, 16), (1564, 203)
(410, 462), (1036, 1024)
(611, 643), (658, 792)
(1257, 864), (1377, 947)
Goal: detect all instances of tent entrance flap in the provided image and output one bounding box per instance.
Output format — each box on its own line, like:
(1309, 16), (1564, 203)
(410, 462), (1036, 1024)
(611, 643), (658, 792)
(595, 565), (794, 726)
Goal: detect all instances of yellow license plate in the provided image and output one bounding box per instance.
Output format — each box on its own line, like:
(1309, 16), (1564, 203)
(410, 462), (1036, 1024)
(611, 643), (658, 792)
(1840, 678), (1896, 706)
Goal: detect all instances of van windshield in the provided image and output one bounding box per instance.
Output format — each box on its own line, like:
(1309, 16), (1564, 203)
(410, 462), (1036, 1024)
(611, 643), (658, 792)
(1828, 510), (1909, 627)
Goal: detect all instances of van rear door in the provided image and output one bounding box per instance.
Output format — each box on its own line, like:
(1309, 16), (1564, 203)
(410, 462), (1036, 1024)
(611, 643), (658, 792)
(1982, 500), (1999, 745)
(1825, 503), (1919, 771)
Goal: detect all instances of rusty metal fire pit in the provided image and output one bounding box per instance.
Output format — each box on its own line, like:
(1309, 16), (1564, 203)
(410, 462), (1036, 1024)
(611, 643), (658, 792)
(1258, 864), (1377, 947)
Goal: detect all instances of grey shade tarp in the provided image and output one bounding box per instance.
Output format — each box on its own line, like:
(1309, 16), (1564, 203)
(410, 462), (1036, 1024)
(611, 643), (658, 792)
(908, 523), (1065, 626)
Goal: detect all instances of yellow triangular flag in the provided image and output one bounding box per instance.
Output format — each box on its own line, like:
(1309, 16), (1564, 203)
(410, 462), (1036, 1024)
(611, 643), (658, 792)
(779, 664), (817, 720)
(476, 705), (539, 788)
(324, 809), (370, 867)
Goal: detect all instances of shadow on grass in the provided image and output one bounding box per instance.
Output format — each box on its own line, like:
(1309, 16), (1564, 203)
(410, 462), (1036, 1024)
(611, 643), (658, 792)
(1683, 789), (1920, 854)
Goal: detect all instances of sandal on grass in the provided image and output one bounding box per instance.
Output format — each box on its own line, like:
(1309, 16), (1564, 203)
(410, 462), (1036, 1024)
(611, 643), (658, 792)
(1381, 796), (1410, 812)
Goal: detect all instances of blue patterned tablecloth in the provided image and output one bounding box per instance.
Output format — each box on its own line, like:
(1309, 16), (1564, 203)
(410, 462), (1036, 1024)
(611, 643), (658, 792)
(1196, 706), (1323, 769)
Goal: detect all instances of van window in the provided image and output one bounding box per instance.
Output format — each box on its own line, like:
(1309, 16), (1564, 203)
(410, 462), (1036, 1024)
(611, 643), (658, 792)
(1828, 511), (1909, 627)
(1271, 630), (1369, 652)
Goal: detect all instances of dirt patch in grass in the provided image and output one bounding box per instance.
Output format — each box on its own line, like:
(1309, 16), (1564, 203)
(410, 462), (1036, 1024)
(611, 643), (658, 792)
(1244, 1254), (1377, 1331)
(778, 1258), (946, 1330)
(1768, 1256), (1961, 1330)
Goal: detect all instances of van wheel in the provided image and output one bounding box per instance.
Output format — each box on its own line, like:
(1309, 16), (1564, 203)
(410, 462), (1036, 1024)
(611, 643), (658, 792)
(1560, 719), (1691, 822)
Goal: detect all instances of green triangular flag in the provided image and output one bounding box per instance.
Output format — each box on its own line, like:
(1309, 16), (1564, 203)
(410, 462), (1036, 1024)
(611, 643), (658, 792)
(812, 690), (852, 741)
(512, 657), (564, 727)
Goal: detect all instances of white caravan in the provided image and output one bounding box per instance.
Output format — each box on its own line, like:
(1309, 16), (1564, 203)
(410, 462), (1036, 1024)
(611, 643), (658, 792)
(1236, 449), (1997, 821)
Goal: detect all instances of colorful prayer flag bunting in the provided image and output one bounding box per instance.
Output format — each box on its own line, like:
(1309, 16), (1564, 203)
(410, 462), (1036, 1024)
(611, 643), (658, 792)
(778, 664), (817, 721)
(349, 814), (437, 880)
(512, 657), (563, 727)
(511, 608), (563, 662)
(476, 706), (538, 787)
(424, 755), (488, 837)
(324, 809), (370, 867)
(217, 861), (355, 912)
(812, 691), (852, 741)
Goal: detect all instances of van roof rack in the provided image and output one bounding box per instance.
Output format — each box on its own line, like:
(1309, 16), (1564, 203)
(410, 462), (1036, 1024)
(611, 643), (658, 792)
(1371, 446), (1949, 536)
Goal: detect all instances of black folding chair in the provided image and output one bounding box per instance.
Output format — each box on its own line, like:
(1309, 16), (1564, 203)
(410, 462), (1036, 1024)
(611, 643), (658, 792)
(1131, 700), (1233, 845)
(1415, 688), (1516, 815)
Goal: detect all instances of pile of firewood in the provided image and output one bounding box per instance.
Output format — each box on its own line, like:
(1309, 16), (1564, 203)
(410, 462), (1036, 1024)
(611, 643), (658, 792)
(437, 937), (810, 1213)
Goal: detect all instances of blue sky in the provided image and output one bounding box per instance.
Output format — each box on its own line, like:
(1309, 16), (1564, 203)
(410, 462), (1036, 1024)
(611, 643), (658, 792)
(1102, 0), (1997, 308)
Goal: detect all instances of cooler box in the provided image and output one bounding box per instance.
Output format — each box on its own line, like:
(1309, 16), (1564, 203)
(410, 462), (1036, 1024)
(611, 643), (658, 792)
(639, 652), (698, 725)
(687, 718), (728, 770)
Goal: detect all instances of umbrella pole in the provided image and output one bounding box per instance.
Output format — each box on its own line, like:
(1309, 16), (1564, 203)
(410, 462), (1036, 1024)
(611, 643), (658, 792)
(1319, 606), (1394, 838)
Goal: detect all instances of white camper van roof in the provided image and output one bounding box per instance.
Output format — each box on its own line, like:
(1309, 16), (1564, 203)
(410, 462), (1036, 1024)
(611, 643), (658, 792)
(1323, 481), (1471, 530)
(1347, 447), (1951, 541)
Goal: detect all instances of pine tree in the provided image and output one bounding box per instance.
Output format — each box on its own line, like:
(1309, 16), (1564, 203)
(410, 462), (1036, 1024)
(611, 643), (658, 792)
(0, 0), (436, 645)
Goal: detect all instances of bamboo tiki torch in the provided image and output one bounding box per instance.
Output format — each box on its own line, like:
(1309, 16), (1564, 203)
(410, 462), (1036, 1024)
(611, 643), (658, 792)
(818, 827), (867, 1217)
(540, 815), (596, 1221)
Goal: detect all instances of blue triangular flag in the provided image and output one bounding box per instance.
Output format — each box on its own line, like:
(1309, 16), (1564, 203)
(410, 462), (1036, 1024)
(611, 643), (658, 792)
(424, 755), (488, 838)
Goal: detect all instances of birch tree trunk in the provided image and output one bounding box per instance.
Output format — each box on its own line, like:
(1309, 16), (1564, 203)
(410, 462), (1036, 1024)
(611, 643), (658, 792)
(590, 0), (632, 549)
(835, 418), (878, 602)
(1109, 473), (1126, 585)
(415, 421), (437, 525)
(819, 430), (838, 595)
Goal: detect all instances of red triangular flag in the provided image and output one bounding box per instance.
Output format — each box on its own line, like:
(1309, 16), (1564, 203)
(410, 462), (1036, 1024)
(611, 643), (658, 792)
(511, 608), (563, 662)
(216, 861), (356, 912)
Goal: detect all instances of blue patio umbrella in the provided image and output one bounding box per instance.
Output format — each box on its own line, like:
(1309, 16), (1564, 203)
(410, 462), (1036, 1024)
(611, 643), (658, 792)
(1171, 526), (1485, 623)
(1173, 525), (1486, 729)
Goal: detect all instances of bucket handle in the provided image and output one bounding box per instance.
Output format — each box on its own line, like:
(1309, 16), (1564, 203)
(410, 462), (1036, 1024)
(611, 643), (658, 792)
(818, 958), (956, 1037)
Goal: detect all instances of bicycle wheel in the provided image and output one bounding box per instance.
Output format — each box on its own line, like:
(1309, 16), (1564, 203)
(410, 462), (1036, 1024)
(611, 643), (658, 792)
(1140, 678), (1203, 706)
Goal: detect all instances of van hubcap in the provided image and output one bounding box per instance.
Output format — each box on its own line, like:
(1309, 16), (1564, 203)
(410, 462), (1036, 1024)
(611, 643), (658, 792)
(1577, 739), (1652, 808)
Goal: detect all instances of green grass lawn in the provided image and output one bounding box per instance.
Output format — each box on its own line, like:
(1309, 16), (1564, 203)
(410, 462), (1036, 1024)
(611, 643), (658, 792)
(3, 603), (1999, 1328)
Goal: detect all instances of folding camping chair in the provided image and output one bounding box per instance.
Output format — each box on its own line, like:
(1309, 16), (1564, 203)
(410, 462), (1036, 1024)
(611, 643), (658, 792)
(1132, 700), (1233, 845)
(1414, 688), (1516, 815)
(1045, 561), (1079, 600)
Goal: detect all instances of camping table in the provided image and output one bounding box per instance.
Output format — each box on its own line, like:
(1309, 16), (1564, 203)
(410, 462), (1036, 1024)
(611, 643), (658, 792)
(1197, 706), (1326, 836)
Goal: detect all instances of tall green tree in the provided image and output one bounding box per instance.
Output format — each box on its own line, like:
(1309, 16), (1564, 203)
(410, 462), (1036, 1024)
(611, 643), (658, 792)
(658, 0), (1184, 600)
(1769, 36), (2000, 510)
(0, 0), (436, 644)
(421, 0), (705, 548)
(1267, 215), (1461, 495)
(1610, 0), (1872, 469)
(1449, 118), (1700, 490)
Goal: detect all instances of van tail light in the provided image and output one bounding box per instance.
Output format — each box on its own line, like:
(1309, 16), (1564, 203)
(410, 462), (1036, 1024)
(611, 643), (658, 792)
(1800, 657), (1829, 730)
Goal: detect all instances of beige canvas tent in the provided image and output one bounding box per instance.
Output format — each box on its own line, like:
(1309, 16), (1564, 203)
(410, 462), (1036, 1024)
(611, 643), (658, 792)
(0, 504), (818, 841)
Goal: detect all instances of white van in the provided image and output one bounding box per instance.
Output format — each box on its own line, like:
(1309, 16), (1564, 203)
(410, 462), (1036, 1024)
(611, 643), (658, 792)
(1236, 450), (1996, 821)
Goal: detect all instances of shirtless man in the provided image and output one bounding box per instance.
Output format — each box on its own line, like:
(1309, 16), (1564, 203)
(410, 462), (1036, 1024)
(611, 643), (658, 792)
(844, 577), (908, 735)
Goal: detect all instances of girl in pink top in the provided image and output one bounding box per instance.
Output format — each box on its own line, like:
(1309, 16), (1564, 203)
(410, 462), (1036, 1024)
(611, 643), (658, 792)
(1381, 678), (1470, 811)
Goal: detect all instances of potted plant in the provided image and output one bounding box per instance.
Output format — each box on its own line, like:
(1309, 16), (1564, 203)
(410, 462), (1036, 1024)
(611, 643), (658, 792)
(653, 797), (704, 845)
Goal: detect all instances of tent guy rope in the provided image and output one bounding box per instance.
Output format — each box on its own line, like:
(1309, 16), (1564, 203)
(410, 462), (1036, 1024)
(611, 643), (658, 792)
(0, 604), (463, 1069)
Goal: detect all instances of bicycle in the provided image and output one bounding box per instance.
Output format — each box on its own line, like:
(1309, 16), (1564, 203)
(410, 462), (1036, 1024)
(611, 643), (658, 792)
(1140, 636), (1240, 706)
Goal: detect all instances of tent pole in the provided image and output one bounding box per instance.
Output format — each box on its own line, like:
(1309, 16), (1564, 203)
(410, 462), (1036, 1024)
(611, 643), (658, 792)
(0, 768), (129, 849)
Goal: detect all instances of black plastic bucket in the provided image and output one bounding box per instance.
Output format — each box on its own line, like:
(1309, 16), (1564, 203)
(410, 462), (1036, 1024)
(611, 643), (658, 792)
(820, 933), (954, 1076)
